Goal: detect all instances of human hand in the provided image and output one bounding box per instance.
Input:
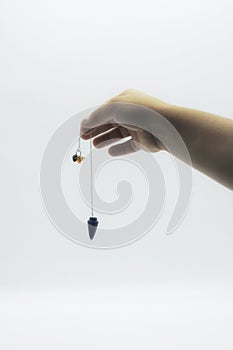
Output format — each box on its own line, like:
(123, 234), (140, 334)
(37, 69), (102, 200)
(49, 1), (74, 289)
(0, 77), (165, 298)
(80, 89), (171, 156)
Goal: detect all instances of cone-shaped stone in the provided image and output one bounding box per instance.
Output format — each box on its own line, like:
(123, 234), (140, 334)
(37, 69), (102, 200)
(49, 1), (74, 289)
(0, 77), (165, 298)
(87, 217), (99, 240)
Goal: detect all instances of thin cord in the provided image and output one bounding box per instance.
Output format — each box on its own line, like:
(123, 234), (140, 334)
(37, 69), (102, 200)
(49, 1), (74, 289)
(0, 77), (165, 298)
(90, 136), (94, 217)
(75, 137), (81, 154)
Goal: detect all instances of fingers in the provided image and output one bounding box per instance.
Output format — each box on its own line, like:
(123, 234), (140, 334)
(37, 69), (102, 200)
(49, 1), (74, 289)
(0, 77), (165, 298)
(93, 126), (130, 148)
(80, 104), (116, 139)
(108, 139), (140, 156)
(80, 102), (140, 139)
(81, 121), (117, 140)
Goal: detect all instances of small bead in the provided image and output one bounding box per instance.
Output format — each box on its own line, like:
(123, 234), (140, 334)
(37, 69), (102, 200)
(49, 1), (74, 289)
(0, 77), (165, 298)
(72, 154), (78, 162)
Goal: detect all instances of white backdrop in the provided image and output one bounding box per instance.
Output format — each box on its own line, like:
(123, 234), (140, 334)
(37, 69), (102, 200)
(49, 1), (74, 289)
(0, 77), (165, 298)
(0, 0), (233, 349)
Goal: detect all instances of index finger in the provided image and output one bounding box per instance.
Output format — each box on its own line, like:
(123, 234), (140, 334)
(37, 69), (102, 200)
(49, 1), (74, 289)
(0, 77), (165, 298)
(80, 121), (118, 140)
(80, 103), (118, 139)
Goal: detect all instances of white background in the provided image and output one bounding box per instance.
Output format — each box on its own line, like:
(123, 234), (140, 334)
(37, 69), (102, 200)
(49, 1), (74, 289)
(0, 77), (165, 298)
(0, 0), (233, 349)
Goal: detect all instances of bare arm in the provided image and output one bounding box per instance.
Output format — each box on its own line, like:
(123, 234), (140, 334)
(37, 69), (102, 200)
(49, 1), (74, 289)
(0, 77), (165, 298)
(81, 89), (233, 190)
(165, 104), (233, 189)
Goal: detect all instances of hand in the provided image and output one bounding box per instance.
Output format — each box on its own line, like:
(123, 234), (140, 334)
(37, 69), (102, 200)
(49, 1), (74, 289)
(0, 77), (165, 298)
(80, 89), (170, 156)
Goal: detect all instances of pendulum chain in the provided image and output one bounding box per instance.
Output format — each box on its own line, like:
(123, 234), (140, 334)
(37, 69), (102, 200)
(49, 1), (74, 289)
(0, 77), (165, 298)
(90, 136), (94, 217)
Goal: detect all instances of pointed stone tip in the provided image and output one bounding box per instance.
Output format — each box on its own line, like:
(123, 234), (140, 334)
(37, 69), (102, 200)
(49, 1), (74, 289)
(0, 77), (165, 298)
(87, 217), (99, 240)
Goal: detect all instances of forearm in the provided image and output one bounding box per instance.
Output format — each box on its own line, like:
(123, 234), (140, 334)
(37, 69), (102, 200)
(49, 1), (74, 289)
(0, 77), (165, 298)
(160, 104), (233, 189)
(83, 89), (233, 189)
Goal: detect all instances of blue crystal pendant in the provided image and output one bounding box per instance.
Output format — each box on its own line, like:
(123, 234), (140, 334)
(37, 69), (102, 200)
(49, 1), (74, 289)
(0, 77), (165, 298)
(87, 217), (99, 240)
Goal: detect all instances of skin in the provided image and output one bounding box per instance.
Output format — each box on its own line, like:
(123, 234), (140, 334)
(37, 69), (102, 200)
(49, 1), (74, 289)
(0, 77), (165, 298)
(80, 89), (233, 190)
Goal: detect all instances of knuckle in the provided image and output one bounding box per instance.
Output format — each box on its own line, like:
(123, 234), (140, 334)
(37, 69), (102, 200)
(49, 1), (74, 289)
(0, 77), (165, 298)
(108, 89), (134, 103)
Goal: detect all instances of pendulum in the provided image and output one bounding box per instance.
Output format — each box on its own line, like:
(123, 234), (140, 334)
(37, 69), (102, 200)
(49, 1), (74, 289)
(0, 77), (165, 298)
(72, 136), (99, 240)
(87, 216), (99, 240)
(87, 136), (99, 240)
